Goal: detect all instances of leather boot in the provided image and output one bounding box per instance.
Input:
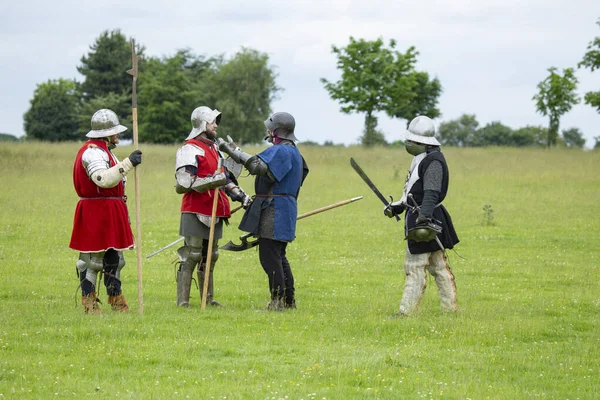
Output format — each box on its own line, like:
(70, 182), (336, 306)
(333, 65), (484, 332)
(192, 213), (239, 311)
(177, 265), (194, 307)
(198, 264), (222, 307)
(108, 294), (130, 312)
(266, 297), (284, 312)
(82, 292), (102, 314)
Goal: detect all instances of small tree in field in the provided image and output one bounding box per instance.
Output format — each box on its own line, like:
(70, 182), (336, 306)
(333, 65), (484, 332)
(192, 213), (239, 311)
(533, 67), (579, 147)
(321, 37), (441, 146)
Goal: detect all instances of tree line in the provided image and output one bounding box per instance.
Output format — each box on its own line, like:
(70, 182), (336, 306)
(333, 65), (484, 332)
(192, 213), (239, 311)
(13, 19), (600, 148)
(22, 30), (280, 144)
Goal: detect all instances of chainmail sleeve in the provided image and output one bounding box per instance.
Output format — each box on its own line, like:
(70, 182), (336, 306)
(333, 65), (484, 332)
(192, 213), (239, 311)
(420, 160), (443, 218)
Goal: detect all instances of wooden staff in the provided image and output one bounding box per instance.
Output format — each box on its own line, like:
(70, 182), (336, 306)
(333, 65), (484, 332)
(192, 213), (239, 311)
(127, 39), (144, 315)
(201, 160), (222, 310)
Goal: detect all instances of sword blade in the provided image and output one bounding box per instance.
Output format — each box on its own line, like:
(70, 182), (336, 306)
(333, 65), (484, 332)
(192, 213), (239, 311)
(350, 157), (400, 221)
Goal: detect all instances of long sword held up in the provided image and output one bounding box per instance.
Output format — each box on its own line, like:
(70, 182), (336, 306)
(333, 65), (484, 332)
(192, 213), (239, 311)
(350, 157), (400, 221)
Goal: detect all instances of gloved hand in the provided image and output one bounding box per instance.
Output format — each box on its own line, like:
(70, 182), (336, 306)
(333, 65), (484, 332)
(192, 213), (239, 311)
(241, 194), (253, 209)
(218, 135), (240, 157)
(415, 213), (430, 225)
(383, 203), (405, 218)
(129, 150), (142, 167)
(383, 204), (395, 218)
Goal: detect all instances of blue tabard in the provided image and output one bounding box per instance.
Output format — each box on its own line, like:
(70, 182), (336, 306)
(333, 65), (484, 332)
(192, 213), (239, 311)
(238, 144), (305, 242)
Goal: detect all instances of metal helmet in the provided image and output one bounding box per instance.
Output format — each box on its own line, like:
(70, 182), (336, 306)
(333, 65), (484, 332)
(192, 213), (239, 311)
(186, 106), (222, 140)
(404, 116), (440, 146)
(264, 112), (298, 141)
(86, 109), (127, 138)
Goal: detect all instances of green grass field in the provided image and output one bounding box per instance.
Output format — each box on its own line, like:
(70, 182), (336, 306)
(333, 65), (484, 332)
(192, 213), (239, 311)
(1, 142), (599, 399)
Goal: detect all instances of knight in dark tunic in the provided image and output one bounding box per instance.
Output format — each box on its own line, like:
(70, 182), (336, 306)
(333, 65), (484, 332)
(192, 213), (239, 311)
(385, 116), (459, 316)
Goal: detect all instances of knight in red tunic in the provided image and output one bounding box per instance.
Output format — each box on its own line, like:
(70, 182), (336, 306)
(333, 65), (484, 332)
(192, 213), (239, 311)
(69, 109), (143, 314)
(173, 106), (250, 307)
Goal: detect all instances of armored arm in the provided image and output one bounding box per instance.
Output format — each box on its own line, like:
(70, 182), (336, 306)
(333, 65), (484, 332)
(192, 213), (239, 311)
(218, 136), (272, 177)
(83, 147), (137, 189)
(174, 144), (226, 194)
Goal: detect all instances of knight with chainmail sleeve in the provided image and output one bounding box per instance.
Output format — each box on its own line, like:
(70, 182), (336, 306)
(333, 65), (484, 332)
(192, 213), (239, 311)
(385, 116), (460, 316)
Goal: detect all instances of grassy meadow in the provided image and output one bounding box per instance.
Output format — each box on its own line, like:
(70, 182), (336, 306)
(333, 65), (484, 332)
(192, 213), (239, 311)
(0, 142), (599, 399)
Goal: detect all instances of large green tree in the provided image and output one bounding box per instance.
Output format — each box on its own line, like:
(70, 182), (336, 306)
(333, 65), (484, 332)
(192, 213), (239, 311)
(385, 71), (442, 126)
(578, 19), (600, 112)
(137, 50), (215, 144)
(24, 79), (81, 141)
(77, 29), (145, 138)
(533, 67), (580, 147)
(321, 37), (438, 146)
(209, 48), (281, 144)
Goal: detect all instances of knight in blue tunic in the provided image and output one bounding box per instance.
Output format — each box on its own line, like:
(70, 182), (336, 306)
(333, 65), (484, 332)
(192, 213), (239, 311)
(219, 112), (309, 311)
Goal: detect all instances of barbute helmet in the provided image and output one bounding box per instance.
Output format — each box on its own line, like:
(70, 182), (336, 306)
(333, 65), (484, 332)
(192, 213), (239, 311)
(404, 116), (440, 146)
(86, 109), (127, 138)
(264, 112), (298, 141)
(186, 106), (222, 140)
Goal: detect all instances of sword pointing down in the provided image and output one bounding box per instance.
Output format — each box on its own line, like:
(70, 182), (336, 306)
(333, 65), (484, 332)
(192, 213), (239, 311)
(350, 157), (400, 221)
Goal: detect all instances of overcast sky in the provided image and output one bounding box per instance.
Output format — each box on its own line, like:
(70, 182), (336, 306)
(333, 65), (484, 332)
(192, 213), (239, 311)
(1, 0), (599, 147)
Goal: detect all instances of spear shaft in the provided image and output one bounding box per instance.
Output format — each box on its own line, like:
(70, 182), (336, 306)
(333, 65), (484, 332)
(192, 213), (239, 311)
(127, 39), (144, 315)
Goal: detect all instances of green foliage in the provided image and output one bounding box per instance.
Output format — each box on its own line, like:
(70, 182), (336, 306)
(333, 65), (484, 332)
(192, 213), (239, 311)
(438, 114), (479, 146)
(561, 127), (586, 148)
(77, 29), (144, 134)
(512, 125), (547, 147)
(210, 48), (281, 144)
(1, 144), (599, 398)
(77, 29), (143, 101)
(533, 67), (580, 147)
(474, 121), (515, 147)
(0, 133), (19, 141)
(578, 19), (600, 112)
(385, 71), (442, 123)
(23, 79), (81, 141)
(137, 50), (213, 144)
(321, 37), (441, 145)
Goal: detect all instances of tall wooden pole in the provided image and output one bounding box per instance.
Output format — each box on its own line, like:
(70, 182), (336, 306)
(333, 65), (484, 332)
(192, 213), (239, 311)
(201, 160), (222, 310)
(127, 39), (144, 315)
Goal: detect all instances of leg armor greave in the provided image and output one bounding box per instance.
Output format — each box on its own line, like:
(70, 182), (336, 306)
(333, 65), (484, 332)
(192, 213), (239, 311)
(428, 250), (457, 312)
(77, 253), (104, 296)
(399, 250), (429, 315)
(176, 237), (204, 307)
(103, 249), (124, 296)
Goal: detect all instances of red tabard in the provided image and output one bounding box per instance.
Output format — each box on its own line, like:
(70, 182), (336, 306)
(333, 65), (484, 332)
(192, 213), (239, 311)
(69, 140), (135, 252)
(180, 138), (231, 217)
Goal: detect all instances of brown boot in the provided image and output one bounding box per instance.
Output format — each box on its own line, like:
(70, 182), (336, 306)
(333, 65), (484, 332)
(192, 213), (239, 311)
(82, 292), (103, 314)
(108, 294), (130, 312)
